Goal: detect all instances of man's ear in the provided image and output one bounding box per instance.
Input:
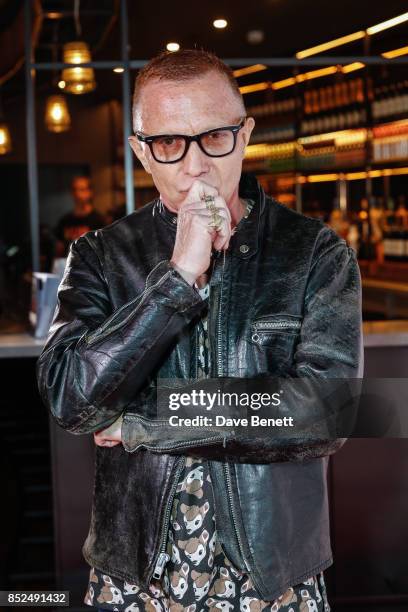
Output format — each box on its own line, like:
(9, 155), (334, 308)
(128, 136), (152, 175)
(241, 116), (255, 150)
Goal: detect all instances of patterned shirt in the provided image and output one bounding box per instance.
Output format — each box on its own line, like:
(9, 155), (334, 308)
(84, 199), (331, 611)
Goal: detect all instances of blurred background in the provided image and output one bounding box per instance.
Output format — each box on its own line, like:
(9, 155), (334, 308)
(0, 1), (407, 611)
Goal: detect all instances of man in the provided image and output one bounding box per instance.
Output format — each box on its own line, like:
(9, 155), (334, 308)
(54, 175), (106, 258)
(36, 49), (363, 611)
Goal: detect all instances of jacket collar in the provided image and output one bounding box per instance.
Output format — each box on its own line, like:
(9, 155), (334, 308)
(153, 172), (265, 260)
(232, 171), (265, 260)
(153, 198), (178, 228)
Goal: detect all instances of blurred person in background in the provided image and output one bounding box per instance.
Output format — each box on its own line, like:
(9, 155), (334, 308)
(54, 176), (107, 258)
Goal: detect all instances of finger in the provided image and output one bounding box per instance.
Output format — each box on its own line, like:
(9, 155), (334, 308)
(212, 218), (231, 251)
(187, 180), (219, 203)
(177, 212), (230, 239)
(218, 217), (232, 241)
(213, 234), (229, 251)
(180, 201), (228, 213)
(213, 196), (232, 223)
(179, 196), (232, 228)
(213, 225), (230, 251)
(94, 434), (104, 446)
(199, 197), (232, 226)
(211, 219), (230, 246)
(178, 200), (207, 213)
(182, 212), (223, 233)
(178, 201), (227, 216)
(94, 436), (120, 447)
(183, 208), (231, 222)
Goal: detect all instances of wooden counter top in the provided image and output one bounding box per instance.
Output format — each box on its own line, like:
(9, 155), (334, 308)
(362, 320), (408, 347)
(0, 333), (46, 358)
(359, 260), (408, 284)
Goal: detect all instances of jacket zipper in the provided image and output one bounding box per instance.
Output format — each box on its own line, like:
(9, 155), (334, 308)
(223, 462), (251, 573)
(223, 462), (265, 595)
(142, 435), (228, 452)
(215, 252), (253, 577)
(150, 455), (186, 581)
(252, 319), (301, 344)
(196, 322), (200, 378)
(252, 320), (301, 331)
(124, 415), (228, 452)
(216, 250), (226, 376)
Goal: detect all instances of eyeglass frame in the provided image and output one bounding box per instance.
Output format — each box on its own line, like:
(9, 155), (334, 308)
(135, 116), (247, 164)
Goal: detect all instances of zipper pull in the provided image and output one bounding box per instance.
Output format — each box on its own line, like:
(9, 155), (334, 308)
(152, 552), (170, 579)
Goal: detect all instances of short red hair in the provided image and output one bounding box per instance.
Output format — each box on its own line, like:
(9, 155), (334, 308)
(132, 48), (245, 128)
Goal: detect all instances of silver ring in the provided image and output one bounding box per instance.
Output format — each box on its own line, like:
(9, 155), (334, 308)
(203, 195), (216, 213)
(208, 212), (223, 231)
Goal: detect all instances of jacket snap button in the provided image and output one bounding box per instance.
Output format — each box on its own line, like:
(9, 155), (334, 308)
(239, 244), (249, 254)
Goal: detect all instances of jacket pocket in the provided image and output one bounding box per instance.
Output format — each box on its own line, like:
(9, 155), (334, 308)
(250, 314), (302, 344)
(249, 314), (302, 374)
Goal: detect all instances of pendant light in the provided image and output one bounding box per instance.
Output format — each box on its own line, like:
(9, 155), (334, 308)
(44, 23), (72, 133)
(60, 1), (96, 94)
(45, 95), (71, 132)
(0, 95), (12, 154)
(0, 123), (12, 154)
(61, 41), (96, 94)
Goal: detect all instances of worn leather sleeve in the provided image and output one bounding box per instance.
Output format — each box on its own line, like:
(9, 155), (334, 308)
(256, 232), (364, 461)
(121, 228), (364, 462)
(36, 235), (206, 434)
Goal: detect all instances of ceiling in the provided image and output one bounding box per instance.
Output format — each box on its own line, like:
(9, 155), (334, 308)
(1, 0), (407, 106)
(124, 0), (407, 59)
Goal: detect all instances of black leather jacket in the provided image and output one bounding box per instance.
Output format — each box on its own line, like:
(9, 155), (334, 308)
(36, 172), (363, 601)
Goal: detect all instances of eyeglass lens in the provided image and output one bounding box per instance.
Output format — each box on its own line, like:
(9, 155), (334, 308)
(152, 129), (235, 162)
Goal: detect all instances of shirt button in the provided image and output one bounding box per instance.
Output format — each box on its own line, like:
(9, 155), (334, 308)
(239, 244), (250, 254)
(172, 217), (177, 224)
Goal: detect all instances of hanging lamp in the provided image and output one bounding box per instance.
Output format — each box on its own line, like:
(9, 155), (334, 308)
(0, 95), (12, 154)
(45, 24), (72, 133)
(45, 95), (71, 132)
(0, 122), (12, 154)
(61, 41), (96, 94)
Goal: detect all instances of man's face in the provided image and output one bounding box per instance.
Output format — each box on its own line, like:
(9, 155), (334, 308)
(71, 177), (93, 206)
(129, 71), (255, 212)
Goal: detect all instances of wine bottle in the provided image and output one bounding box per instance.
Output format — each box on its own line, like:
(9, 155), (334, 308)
(357, 198), (376, 260)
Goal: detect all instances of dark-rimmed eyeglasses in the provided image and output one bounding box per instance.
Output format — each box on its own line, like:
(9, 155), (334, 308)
(136, 117), (247, 164)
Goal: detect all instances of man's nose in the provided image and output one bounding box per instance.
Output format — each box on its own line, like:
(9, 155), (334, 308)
(182, 140), (209, 176)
